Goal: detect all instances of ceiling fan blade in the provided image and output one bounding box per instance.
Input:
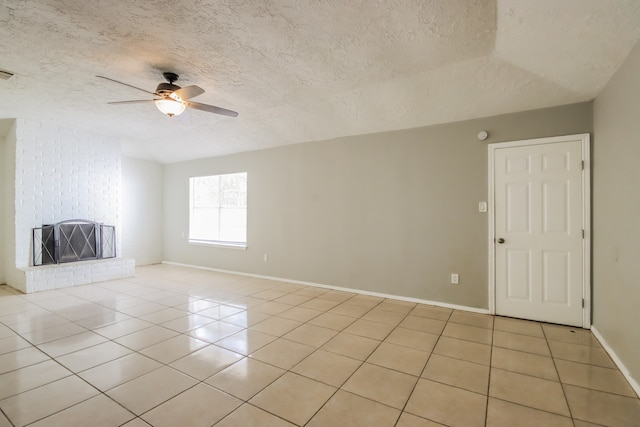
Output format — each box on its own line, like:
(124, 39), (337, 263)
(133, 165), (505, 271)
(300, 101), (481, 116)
(107, 99), (157, 105)
(97, 75), (157, 96)
(184, 101), (239, 117)
(172, 85), (205, 101)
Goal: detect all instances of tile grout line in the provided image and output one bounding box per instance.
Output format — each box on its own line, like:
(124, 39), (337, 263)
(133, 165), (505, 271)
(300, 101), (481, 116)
(0, 406), (16, 427)
(484, 318), (495, 427)
(211, 401), (293, 427)
(541, 324), (576, 424)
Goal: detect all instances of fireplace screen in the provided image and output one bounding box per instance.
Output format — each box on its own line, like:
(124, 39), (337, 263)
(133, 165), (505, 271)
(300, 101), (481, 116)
(32, 220), (116, 265)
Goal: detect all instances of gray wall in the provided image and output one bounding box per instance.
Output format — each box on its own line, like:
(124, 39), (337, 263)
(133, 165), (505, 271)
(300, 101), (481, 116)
(121, 157), (164, 266)
(593, 40), (640, 386)
(164, 102), (592, 309)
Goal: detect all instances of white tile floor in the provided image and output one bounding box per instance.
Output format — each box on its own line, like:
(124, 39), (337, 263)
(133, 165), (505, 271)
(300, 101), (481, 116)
(0, 264), (638, 426)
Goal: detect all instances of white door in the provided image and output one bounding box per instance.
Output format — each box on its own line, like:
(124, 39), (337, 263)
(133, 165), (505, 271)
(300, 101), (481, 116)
(491, 135), (589, 327)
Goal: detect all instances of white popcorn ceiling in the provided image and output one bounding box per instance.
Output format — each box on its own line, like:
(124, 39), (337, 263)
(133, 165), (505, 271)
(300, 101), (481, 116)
(0, 0), (639, 163)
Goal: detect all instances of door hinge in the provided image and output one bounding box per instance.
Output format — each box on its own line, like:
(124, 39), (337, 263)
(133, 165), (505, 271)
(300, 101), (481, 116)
(581, 160), (584, 170)
(582, 298), (585, 308)
(582, 229), (585, 239)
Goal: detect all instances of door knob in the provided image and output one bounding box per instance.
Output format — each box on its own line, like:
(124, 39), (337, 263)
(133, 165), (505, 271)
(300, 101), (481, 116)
(497, 238), (505, 244)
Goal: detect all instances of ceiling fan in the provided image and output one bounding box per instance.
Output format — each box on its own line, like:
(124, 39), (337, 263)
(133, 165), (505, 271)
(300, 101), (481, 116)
(96, 72), (238, 118)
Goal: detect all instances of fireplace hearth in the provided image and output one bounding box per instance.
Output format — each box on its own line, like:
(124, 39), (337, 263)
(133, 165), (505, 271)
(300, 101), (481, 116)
(32, 219), (116, 266)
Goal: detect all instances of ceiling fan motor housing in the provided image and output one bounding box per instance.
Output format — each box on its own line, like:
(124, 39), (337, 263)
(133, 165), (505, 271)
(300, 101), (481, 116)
(156, 82), (181, 95)
(157, 72), (181, 95)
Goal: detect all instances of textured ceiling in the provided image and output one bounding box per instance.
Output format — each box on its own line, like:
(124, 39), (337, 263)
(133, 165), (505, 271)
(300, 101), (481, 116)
(1, 0), (639, 163)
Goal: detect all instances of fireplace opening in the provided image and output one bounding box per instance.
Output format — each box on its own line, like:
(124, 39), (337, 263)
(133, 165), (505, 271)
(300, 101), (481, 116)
(32, 219), (116, 266)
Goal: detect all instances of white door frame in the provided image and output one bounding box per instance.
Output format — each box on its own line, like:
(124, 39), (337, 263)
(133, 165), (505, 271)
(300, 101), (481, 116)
(488, 133), (591, 328)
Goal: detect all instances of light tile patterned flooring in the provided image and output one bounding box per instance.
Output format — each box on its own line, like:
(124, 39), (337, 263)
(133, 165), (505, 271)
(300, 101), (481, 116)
(0, 265), (638, 427)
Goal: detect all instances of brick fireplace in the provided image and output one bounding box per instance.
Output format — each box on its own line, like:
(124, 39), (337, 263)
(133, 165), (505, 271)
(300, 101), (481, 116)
(2, 119), (134, 293)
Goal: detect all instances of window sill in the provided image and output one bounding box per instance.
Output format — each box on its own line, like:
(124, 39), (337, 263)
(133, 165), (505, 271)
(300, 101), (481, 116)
(188, 240), (247, 250)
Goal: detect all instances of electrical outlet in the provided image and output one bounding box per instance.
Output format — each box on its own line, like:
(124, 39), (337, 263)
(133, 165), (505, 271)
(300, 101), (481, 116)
(451, 273), (459, 284)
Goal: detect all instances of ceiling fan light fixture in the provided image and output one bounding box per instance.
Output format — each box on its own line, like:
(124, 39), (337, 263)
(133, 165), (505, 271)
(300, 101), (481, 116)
(155, 98), (186, 117)
(97, 74), (238, 118)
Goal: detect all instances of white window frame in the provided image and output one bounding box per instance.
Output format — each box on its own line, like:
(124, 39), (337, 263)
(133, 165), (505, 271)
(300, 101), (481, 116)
(188, 172), (248, 248)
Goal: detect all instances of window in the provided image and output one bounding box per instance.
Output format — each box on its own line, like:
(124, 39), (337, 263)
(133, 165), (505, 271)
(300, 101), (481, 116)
(189, 172), (247, 247)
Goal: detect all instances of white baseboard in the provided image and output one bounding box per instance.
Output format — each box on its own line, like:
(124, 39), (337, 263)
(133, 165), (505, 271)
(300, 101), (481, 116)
(591, 326), (640, 398)
(160, 261), (490, 315)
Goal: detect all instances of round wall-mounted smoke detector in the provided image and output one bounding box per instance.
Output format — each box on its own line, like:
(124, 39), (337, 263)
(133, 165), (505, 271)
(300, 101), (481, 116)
(477, 131), (489, 141)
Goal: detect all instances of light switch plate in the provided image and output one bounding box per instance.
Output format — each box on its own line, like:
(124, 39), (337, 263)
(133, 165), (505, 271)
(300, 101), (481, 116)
(478, 201), (487, 212)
